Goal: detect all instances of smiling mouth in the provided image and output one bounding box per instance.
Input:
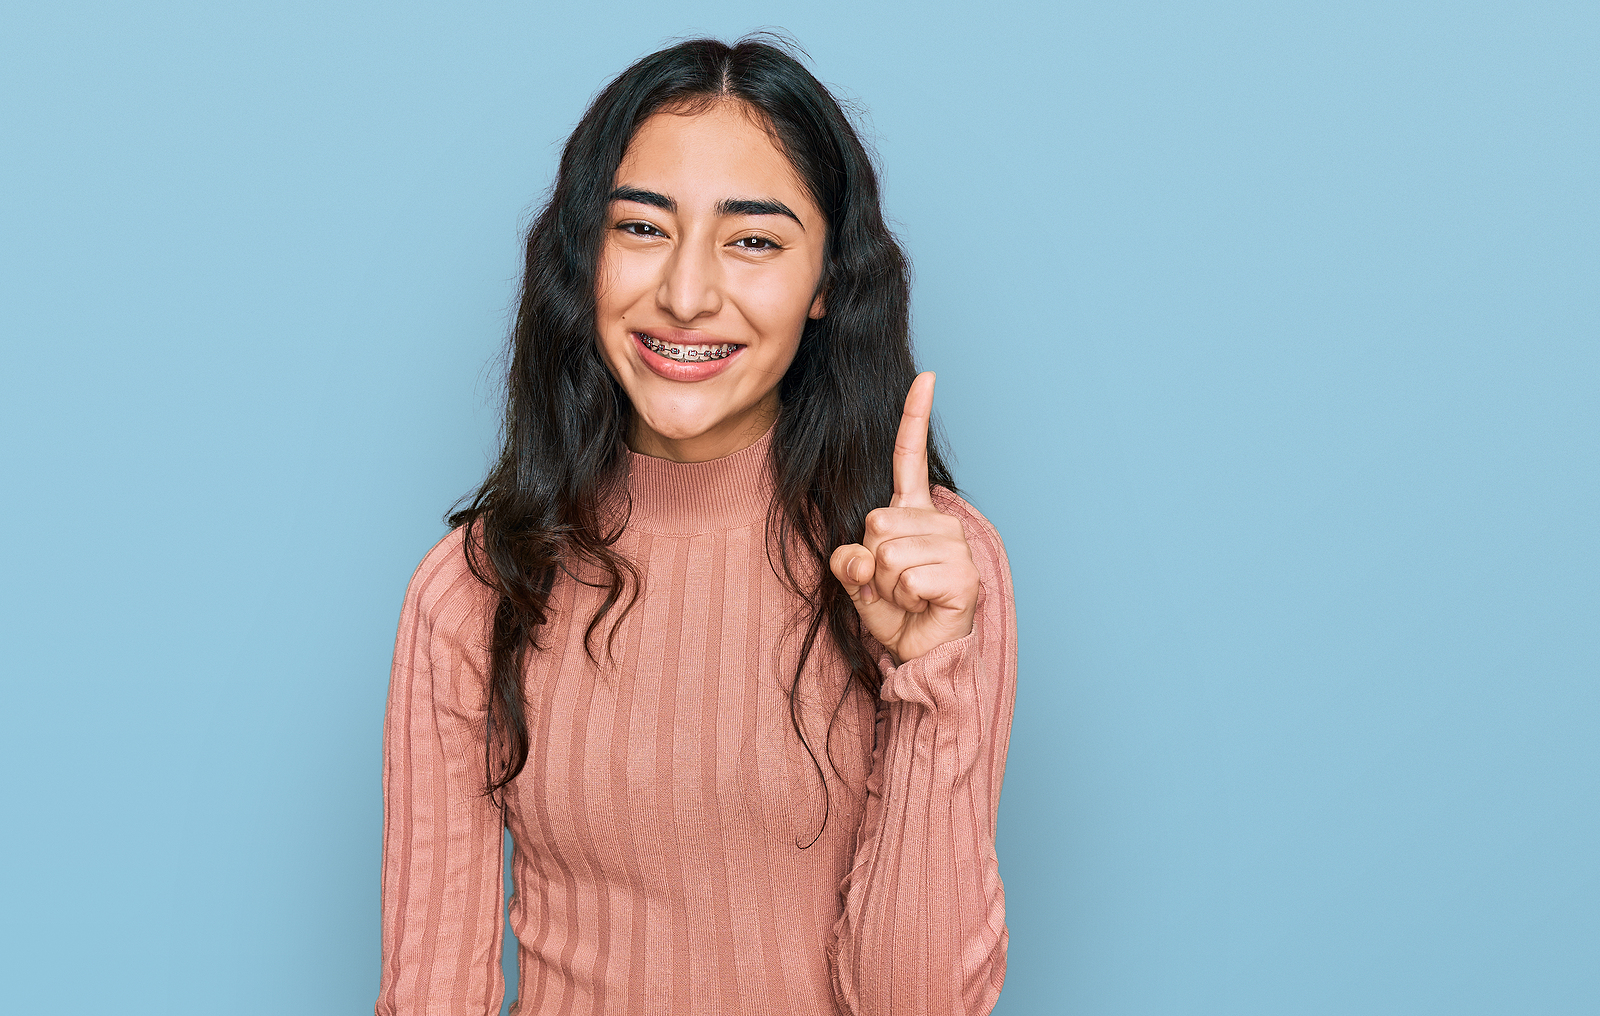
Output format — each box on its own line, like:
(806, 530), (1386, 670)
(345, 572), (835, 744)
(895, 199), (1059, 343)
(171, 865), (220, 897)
(636, 332), (742, 363)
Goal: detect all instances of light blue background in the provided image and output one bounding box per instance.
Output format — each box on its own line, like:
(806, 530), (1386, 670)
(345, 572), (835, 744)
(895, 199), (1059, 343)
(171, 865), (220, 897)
(3, 2), (1595, 1013)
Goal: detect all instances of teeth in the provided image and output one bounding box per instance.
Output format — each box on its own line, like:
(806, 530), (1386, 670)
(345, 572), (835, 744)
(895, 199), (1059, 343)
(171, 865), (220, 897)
(638, 333), (740, 363)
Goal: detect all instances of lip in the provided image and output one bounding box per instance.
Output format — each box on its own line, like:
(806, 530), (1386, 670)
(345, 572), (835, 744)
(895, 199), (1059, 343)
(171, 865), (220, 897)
(631, 330), (744, 382)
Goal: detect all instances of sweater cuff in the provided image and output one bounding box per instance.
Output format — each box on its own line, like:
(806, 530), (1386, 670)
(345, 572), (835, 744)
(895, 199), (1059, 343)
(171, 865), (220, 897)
(873, 630), (978, 711)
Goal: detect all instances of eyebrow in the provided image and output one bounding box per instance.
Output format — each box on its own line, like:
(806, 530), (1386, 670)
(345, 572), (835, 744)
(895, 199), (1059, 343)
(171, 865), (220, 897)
(608, 186), (675, 212)
(717, 197), (804, 228)
(607, 187), (804, 229)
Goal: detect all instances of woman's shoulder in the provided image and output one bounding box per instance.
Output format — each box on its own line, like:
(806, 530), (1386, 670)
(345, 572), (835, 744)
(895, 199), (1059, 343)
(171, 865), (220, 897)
(390, 528), (495, 712)
(399, 526), (496, 645)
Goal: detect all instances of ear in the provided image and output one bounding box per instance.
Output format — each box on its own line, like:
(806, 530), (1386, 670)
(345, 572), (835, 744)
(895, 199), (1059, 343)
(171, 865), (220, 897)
(808, 289), (827, 320)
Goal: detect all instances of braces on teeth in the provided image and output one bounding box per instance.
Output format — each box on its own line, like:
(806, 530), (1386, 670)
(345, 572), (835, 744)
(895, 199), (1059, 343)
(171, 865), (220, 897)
(639, 333), (739, 362)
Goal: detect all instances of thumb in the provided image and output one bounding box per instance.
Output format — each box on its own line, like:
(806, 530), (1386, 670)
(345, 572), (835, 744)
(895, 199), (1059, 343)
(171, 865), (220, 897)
(829, 544), (878, 604)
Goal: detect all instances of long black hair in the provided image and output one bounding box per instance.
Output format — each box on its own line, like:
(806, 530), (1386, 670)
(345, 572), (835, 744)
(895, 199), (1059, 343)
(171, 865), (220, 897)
(449, 35), (955, 838)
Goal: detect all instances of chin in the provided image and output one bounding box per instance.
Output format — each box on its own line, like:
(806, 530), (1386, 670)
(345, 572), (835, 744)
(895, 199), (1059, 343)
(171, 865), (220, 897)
(637, 406), (725, 442)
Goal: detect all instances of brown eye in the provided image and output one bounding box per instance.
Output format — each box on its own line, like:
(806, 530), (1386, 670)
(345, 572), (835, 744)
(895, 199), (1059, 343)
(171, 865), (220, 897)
(732, 235), (780, 250)
(618, 221), (665, 237)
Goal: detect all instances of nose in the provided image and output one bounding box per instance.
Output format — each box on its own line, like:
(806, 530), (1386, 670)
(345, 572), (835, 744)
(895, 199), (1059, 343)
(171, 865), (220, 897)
(656, 235), (722, 323)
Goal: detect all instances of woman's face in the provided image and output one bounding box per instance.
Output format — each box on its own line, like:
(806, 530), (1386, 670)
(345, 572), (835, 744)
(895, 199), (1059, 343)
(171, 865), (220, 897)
(595, 100), (827, 462)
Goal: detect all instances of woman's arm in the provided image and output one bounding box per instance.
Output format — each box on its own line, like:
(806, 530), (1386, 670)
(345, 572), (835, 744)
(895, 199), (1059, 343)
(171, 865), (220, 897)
(828, 495), (1017, 1016)
(376, 534), (508, 1016)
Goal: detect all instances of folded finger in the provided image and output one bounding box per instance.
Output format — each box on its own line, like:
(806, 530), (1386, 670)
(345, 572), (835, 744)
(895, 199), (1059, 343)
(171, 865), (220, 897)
(862, 506), (964, 549)
(891, 561), (971, 615)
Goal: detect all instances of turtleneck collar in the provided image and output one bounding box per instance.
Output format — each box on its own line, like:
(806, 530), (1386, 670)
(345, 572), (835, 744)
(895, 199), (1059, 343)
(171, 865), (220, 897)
(622, 425), (775, 535)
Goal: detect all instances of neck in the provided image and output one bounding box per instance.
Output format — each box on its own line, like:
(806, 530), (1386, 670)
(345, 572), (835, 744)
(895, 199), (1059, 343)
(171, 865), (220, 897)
(623, 423), (775, 533)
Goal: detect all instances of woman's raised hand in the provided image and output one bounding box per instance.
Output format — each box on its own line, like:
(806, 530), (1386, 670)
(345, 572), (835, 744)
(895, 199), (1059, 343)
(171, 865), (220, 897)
(829, 372), (980, 665)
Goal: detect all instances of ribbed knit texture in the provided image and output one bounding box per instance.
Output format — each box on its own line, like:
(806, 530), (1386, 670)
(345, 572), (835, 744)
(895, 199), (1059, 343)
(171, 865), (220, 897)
(377, 429), (1017, 1015)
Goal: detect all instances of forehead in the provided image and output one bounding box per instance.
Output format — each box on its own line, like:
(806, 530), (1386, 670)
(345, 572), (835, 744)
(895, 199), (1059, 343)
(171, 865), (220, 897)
(616, 101), (818, 218)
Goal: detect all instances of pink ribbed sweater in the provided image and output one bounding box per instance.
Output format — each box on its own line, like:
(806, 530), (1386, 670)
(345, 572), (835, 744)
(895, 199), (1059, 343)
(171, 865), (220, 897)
(377, 429), (1016, 1015)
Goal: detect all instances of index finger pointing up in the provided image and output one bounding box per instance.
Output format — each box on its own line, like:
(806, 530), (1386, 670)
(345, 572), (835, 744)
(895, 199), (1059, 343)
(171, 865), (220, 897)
(890, 371), (935, 508)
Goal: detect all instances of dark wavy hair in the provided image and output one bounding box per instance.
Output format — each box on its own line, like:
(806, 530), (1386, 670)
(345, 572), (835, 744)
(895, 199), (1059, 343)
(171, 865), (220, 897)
(448, 35), (955, 840)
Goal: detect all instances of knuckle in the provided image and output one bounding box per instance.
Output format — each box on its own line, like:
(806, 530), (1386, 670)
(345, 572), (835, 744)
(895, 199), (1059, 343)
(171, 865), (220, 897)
(875, 541), (902, 569)
(899, 569), (932, 598)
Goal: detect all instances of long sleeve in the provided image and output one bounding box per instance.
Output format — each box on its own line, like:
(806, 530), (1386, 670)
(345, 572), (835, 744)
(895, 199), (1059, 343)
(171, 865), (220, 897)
(376, 535), (508, 1016)
(828, 496), (1018, 1016)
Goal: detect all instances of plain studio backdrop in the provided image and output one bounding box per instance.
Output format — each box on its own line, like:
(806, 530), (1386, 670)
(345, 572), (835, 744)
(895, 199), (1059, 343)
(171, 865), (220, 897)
(2, 2), (1595, 1013)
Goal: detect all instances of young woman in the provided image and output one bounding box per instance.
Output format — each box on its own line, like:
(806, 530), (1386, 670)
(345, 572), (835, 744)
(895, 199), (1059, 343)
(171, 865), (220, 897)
(378, 37), (1017, 1016)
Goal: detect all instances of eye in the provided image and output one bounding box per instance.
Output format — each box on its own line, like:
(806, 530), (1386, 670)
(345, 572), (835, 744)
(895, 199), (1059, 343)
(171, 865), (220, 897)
(731, 235), (781, 251)
(616, 220), (666, 237)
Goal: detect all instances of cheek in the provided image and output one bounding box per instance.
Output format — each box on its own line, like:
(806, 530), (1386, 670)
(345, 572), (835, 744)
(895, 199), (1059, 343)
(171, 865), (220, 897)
(595, 246), (626, 320)
(732, 262), (824, 336)
(593, 251), (637, 376)
(596, 242), (658, 319)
